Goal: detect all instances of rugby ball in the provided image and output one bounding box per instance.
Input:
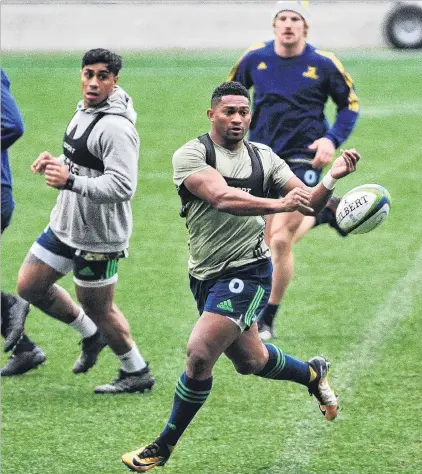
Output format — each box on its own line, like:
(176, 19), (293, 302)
(335, 184), (391, 234)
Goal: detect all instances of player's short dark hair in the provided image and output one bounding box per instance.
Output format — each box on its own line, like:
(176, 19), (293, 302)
(81, 48), (122, 76)
(211, 81), (250, 107)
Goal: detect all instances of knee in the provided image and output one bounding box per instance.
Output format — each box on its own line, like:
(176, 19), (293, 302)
(186, 346), (213, 379)
(269, 232), (293, 253)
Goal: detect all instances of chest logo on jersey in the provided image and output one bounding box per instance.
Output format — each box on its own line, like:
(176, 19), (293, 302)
(257, 62), (267, 70)
(63, 141), (75, 154)
(303, 66), (319, 80)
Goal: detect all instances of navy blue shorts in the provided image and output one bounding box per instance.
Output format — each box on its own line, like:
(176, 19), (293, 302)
(288, 161), (322, 188)
(268, 157), (322, 198)
(30, 226), (126, 287)
(189, 259), (272, 331)
(1, 186), (15, 233)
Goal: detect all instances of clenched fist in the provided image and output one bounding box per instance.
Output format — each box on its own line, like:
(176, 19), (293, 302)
(44, 161), (70, 189)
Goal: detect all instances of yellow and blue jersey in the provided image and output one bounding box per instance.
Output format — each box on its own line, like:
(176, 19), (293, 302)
(228, 42), (359, 160)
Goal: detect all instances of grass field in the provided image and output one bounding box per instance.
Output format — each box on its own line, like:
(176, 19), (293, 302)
(1, 50), (422, 474)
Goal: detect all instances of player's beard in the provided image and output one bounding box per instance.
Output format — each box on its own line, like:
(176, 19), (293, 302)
(225, 127), (246, 143)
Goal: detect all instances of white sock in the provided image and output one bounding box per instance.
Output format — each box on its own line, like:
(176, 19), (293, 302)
(69, 309), (97, 339)
(118, 344), (147, 373)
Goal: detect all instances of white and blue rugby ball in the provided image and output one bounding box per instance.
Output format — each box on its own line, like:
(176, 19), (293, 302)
(336, 184), (391, 235)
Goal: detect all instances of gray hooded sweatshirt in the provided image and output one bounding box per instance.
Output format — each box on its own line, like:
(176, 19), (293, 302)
(49, 86), (139, 253)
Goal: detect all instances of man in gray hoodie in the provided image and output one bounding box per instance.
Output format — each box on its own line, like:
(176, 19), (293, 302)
(16, 49), (155, 393)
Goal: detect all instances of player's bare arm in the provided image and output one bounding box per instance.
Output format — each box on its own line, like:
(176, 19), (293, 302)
(184, 166), (313, 216)
(280, 148), (361, 216)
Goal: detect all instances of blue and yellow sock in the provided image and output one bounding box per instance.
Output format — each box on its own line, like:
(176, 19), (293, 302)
(255, 343), (313, 386)
(157, 372), (212, 449)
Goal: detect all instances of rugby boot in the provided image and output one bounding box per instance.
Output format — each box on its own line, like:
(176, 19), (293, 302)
(3, 294), (30, 352)
(122, 442), (171, 472)
(94, 364), (155, 394)
(307, 356), (339, 421)
(72, 330), (107, 374)
(1, 345), (46, 376)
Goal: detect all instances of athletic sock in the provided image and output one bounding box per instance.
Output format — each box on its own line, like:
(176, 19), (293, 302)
(118, 344), (146, 373)
(13, 334), (36, 353)
(157, 372), (212, 448)
(69, 309), (97, 339)
(255, 343), (310, 386)
(259, 303), (279, 327)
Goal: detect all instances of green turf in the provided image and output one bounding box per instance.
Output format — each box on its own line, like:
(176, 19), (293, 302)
(1, 50), (422, 474)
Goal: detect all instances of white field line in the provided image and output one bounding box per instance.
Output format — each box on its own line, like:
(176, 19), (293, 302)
(266, 246), (422, 474)
(360, 102), (422, 118)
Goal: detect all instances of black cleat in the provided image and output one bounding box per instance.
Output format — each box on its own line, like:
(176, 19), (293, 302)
(1, 346), (46, 376)
(94, 364), (155, 394)
(3, 296), (30, 352)
(72, 331), (107, 374)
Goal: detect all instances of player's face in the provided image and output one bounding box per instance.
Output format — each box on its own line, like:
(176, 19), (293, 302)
(81, 63), (118, 107)
(273, 10), (307, 46)
(209, 95), (251, 145)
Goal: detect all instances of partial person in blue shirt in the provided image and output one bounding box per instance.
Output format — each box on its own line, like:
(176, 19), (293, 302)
(1, 68), (46, 375)
(228, 1), (360, 340)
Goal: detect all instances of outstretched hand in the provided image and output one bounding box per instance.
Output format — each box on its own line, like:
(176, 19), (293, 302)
(330, 148), (361, 179)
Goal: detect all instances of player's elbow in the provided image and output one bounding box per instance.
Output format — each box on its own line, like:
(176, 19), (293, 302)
(212, 191), (238, 214)
(15, 121), (24, 139)
(112, 178), (135, 202)
(8, 119), (24, 140)
(116, 188), (134, 202)
(92, 187), (134, 204)
(210, 190), (227, 210)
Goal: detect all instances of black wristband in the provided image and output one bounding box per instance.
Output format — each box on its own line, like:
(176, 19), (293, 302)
(63, 174), (75, 190)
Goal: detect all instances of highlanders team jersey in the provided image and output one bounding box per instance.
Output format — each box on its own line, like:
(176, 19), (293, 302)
(173, 135), (294, 280)
(228, 42), (359, 161)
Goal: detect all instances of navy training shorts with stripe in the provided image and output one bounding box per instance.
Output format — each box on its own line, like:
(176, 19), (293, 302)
(189, 259), (272, 331)
(30, 226), (126, 288)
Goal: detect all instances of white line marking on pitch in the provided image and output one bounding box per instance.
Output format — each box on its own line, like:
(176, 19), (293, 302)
(266, 246), (422, 473)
